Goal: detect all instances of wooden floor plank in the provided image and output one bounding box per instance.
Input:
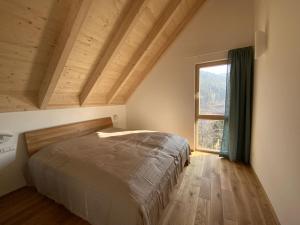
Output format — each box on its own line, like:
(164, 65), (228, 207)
(159, 155), (203, 225)
(198, 177), (211, 200)
(194, 198), (210, 225)
(224, 219), (238, 225)
(208, 156), (224, 225)
(234, 164), (266, 225)
(0, 152), (279, 225)
(241, 166), (280, 225)
(225, 160), (253, 225)
(221, 189), (236, 222)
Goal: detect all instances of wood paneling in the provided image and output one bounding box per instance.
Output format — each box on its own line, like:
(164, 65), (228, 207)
(91, 0), (170, 99)
(107, 0), (181, 104)
(79, 0), (148, 105)
(197, 115), (225, 120)
(51, 0), (130, 99)
(0, 0), (72, 112)
(117, 0), (207, 102)
(0, 0), (207, 112)
(38, 0), (92, 109)
(24, 117), (112, 156)
(0, 152), (280, 225)
(0, 91), (38, 112)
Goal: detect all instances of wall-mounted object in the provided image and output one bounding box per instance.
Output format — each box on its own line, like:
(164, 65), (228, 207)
(255, 30), (267, 59)
(0, 133), (13, 144)
(0, 132), (15, 153)
(112, 114), (119, 127)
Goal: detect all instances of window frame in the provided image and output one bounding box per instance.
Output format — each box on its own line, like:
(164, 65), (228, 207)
(195, 60), (228, 153)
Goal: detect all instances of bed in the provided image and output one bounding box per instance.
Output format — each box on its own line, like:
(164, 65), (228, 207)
(24, 117), (190, 225)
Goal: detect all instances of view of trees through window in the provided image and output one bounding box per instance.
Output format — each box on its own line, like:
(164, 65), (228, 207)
(197, 64), (227, 151)
(198, 120), (224, 150)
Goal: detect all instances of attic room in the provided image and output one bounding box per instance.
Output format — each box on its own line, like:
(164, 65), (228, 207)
(0, 0), (299, 224)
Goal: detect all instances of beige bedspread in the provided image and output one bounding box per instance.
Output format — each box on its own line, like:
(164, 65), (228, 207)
(28, 130), (190, 225)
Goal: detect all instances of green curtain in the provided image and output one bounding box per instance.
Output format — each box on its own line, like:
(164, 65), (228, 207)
(220, 46), (254, 164)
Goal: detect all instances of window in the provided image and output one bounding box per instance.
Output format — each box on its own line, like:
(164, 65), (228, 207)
(195, 60), (228, 152)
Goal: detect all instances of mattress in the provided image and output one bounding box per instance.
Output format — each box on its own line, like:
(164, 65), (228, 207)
(28, 129), (190, 225)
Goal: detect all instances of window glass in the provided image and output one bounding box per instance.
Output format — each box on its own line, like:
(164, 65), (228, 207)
(199, 64), (227, 115)
(197, 119), (224, 151)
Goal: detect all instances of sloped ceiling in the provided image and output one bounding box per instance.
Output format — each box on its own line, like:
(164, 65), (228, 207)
(0, 0), (206, 112)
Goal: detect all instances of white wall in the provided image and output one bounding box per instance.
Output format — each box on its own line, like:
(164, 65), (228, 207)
(0, 105), (126, 196)
(127, 0), (254, 148)
(252, 0), (300, 224)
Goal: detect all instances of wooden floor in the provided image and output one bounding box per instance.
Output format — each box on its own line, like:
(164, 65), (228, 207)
(0, 152), (279, 225)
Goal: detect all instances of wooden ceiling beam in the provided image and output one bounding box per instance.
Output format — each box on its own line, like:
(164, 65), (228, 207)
(107, 0), (181, 104)
(79, 0), (148, 105)
(38, 0), (91, 109)
(124, 0), (206, 102)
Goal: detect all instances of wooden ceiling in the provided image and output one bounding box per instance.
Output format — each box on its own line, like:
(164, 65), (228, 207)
(0, 0), (206, 112)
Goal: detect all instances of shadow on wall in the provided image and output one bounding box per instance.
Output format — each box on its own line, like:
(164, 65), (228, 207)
(0, 134), (29, 195)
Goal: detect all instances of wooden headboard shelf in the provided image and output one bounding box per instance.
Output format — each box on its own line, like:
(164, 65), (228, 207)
(24, 117), (113, 156)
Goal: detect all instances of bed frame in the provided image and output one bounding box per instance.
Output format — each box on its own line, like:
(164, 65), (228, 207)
(24, 117), (113, 156)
